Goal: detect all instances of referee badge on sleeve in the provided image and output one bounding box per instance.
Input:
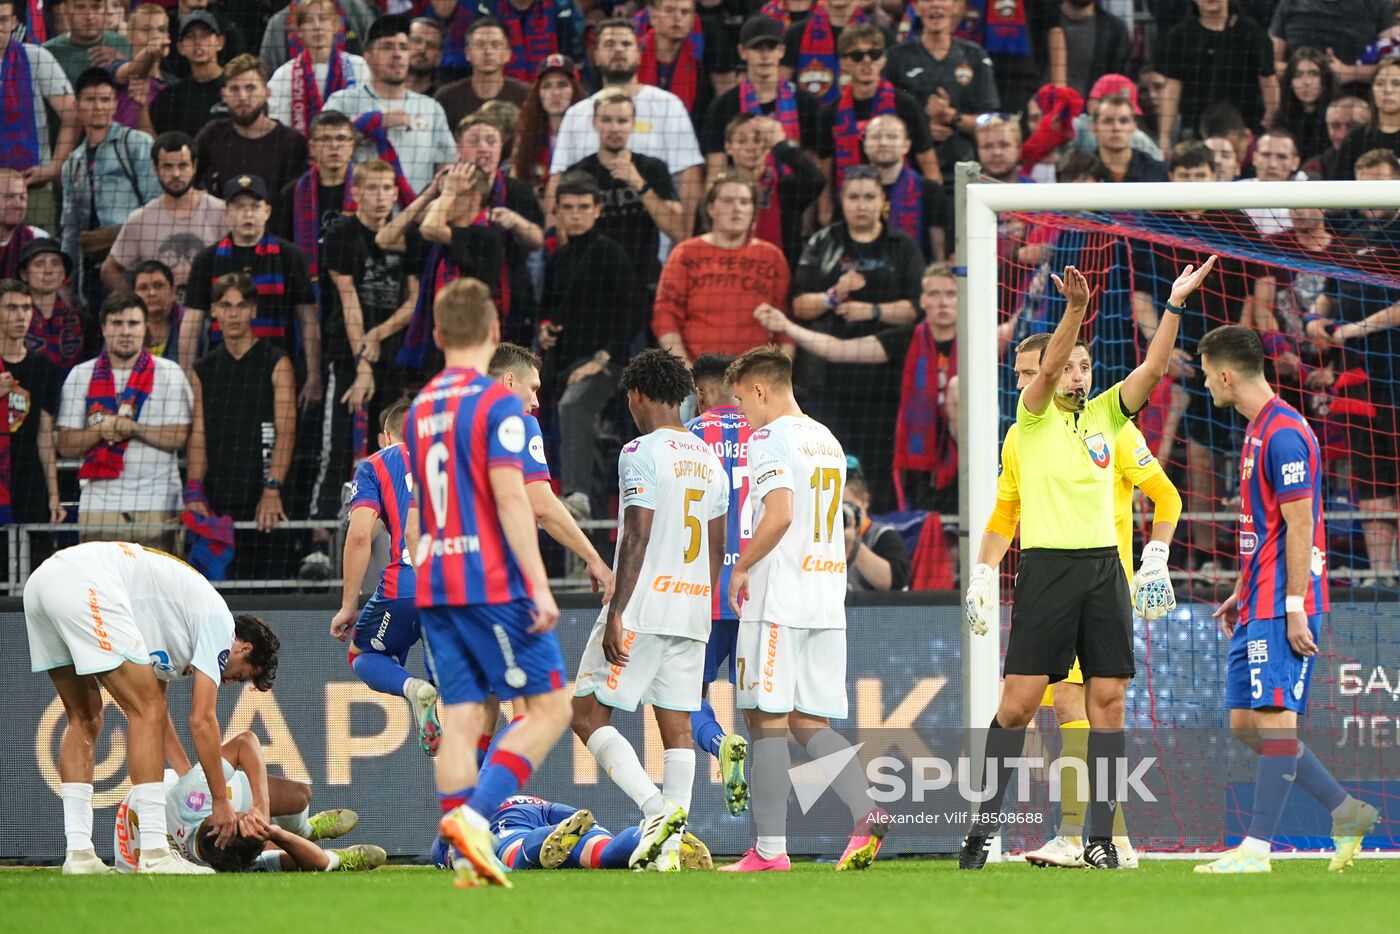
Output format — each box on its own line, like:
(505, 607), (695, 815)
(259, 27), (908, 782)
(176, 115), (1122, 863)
(1084, 433), (1111, 468)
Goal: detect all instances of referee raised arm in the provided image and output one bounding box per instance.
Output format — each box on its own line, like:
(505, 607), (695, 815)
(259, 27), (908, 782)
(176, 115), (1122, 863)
(959, 256), (1217, 871)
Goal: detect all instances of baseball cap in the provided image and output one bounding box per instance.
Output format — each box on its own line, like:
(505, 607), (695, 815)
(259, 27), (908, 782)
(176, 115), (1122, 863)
(536, 53), (579, 81)
(18, 238), (74, 277)
(739, 14), (784, 49)
(1088, 73), (1143, 115)
(178, 10), (222, 39)
(222, 174), (270, 203)
(366, 13), (412, 46)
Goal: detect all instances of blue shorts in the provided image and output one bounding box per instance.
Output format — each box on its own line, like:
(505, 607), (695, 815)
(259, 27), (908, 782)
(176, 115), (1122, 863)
(1225, 614), (1323, 714)
(351, 593), (422, 667)
(704, 618), (739, 684)
(420, 600), (566, 705)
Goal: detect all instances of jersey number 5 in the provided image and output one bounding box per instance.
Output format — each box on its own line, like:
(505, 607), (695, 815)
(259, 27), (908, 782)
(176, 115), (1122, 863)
(809, 467), (841, 543)
(425, 441), (451, 530)
(682, 487), (704, 563)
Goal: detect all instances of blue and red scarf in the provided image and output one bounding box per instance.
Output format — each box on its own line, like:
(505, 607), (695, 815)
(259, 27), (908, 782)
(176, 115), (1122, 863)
(899, 0), (1028, 55)
(24, 0), (45, 43)
(0, 224), (36, 280)
(885, 165), (923, 245)
(495, 0), (559, 83)
(833, 79), (896, 186)
(26, 295), (83, 371)
(352, 112), (419, 206)
(288, 48), (351, 136)
(794, 3), (867, 105)
(212, 236), (289, 340)
(893, 323), (956, 508)
(80, 349), (157, 480)
(740, 79), (799, 176)
(759, 0), (800, 30)
(293, 163), (357, 301)
(285, 0), (349, 58)
(0, 39), (40, 173)
(636, 18), (703, 110)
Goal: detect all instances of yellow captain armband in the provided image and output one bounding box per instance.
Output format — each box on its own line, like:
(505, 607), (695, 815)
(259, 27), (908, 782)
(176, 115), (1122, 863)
(1138, 470), (1182, 527)
(985, 497), (1021, 539)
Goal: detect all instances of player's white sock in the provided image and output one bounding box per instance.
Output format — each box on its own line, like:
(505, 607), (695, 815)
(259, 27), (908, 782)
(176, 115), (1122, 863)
(401, 677), (427, 700)
(661, 748), (695, 853)
(756, 836), (787, 860)
(60, 782), (94, 853)
(1241, 836), (1271, 857)
(323, 849), (341, 872)
(803, 728), (874, 823)
(586, 726), (664, 817)
(128, 782), (168, 855)
(274, 807), (314, 838)
(1332, 795), (1360, 817)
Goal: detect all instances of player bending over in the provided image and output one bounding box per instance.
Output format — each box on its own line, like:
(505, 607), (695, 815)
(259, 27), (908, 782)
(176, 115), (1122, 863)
(331, 399), (441, 756)
(686, 353), (753, 815)
(719, 347), (887, 873)
(966, 331), (1182, 869)
(1193, 325), (1378, 874)
(26, 541), (279, 875)
(572, 349), (729, 870)
(432, 794), (714, 871)
(405, 278), (570, 890)
(959, 259), (1214, 871)
(114, 730), (379, 873)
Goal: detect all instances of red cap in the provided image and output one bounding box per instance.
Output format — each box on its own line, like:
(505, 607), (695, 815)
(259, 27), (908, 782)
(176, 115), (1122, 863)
(1088, 73), (1143, 114)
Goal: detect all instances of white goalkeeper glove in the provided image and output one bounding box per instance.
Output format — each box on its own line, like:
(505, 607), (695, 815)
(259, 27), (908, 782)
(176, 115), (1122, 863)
(1132, 541), (1176, 620)
(964, 563), (996, 636)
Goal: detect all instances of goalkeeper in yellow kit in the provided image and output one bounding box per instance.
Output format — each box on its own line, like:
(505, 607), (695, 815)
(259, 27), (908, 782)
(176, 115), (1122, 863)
(965, 331), (1183, 869)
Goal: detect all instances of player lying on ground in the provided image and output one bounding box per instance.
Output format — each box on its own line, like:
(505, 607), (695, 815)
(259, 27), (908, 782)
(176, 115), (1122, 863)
(719, 347), (888, 874)
(332, 400), (441, 756)
(25, 541), (280, 875)
(1192, 325), (1378, 875)
(686, 354), (753, 816)
(113, 730), (380, 873)
(404, 278), (571, 891)
(431, 794), (714, 872)
(960, 259), (1214, 871)
(572, 349), (730, 870)
(965, 330), (1183, 869)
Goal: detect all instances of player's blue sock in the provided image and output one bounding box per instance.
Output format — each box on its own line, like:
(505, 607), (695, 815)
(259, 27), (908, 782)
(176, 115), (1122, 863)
(473, 750), (534, 817)
(512, 826), (555, 869)
(1293, 742), (1348, 811)
(351, 652), (412, 697)
(591, 827), (640, 869)
(479, 717), (522, 767)
(691, 699), (726, 759)
(1246, 738), (1298, 844)
(431, 835), (452, 869)
(439, 786), (474, 815)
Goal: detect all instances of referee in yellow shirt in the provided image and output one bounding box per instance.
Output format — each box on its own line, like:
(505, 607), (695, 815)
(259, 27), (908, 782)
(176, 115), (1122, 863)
(959, 257), (1216, 871)
(968, 331), (1183, 869)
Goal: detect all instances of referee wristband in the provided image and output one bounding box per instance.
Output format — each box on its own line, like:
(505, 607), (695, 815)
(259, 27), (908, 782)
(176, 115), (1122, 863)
(1285, 595), (1306, 613)
(1163, 301), (1185, 315)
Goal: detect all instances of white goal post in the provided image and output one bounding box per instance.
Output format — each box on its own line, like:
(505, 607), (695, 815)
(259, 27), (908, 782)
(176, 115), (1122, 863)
(952, 170), (1400, 733)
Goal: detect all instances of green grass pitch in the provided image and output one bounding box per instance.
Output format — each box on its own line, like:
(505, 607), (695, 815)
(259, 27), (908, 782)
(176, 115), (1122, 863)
(4, 859), (1397, 933)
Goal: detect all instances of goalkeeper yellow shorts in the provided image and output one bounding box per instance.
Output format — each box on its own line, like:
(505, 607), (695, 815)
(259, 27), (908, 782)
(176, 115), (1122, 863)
(1041, 656), (1084, 707)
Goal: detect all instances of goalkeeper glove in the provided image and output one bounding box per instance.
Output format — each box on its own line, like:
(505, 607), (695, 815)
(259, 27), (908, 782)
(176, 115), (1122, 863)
(964, 563), (996, 636)
(1132, 541), (1176, 620)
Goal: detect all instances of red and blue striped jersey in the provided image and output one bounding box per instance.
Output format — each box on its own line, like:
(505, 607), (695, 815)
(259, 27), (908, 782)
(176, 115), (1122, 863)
(406, 367), (533, 608)
(1238, 397), (1329, 623)
(687, 405), (753, 620)
(348, 442), (416, 599)
(523, 413), (551, 484)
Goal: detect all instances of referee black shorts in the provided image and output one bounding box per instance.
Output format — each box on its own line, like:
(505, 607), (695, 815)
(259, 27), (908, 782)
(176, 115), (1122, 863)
(1004, 547), (1135, 680)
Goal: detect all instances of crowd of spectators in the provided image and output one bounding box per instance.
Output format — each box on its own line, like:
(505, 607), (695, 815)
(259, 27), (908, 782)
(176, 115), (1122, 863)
(3, 0), (1400, 586)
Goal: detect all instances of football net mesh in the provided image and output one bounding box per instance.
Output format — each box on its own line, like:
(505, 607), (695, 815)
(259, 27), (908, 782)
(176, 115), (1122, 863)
(991, 200), (1400, 854)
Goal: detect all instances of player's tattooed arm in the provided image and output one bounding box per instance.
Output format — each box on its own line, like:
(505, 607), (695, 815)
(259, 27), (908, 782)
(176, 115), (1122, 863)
(604, 505), (655, 665)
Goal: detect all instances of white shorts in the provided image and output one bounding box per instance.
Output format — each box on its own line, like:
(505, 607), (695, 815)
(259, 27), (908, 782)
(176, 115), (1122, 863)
(25, 552), (147, 677)
(736, 621), (848, 719)
(114, 765), (252, 872)
(573, 623), (705, 712)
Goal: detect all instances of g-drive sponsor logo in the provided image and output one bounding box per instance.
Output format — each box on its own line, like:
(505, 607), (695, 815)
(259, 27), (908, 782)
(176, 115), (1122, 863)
(788, 744), (1157, 814)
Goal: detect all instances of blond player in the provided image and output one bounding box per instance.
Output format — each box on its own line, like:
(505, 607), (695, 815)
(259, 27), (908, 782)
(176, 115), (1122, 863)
(966, 331), (1182, 868)
(719, 347), (887, 874)
(571, 349), (729, 871)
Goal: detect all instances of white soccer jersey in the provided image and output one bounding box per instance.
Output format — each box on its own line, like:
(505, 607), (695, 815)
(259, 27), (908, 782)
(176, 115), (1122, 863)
(166, 760), (251, 859)
(608, 427), (729, 640)
(743, 415), (848, 629)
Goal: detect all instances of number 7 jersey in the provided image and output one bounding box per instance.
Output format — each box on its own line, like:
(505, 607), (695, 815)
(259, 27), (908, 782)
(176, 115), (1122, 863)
(743, 415), (848, 629)
(610, 427), (729, 640)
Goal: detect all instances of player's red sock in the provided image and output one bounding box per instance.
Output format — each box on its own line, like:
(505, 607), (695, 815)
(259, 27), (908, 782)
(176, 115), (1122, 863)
(473, 750), (534, 816)
(439, 787), (474, 814)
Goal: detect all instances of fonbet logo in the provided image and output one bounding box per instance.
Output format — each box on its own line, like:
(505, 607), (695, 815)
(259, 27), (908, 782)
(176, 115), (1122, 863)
(788, 749), (1157, 814)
